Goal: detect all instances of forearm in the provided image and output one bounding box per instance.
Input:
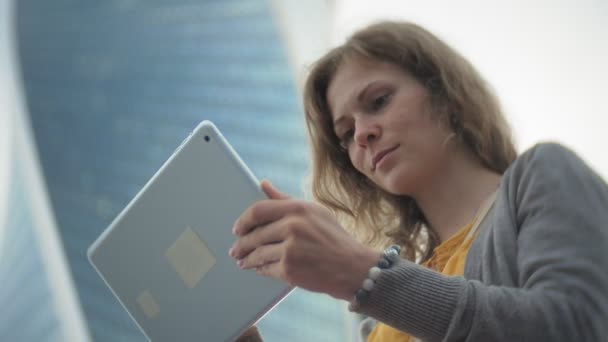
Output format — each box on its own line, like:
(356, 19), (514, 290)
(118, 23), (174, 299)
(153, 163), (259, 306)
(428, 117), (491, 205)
(356, 259), (608, 342)
(355, 259), (465, 341)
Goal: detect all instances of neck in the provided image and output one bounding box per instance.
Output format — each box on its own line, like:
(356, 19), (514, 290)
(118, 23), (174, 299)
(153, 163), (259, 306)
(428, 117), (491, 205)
(412, 148), (502, 243)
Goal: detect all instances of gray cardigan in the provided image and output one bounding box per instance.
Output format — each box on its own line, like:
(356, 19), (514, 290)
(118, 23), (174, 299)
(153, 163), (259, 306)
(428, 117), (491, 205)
(358, 143), (608, 341)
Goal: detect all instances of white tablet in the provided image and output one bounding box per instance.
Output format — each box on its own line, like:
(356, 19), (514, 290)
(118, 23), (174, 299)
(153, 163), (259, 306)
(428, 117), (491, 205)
(88, 120), (293, 341)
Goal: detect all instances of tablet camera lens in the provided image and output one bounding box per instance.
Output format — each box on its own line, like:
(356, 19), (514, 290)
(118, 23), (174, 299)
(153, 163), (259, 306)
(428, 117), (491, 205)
(204, 135), (210, 142)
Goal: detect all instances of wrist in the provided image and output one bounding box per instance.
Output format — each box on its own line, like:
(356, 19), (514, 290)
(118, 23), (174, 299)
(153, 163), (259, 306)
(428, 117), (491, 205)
(347, 245), (402, 311)
(338, 245), (383, 301)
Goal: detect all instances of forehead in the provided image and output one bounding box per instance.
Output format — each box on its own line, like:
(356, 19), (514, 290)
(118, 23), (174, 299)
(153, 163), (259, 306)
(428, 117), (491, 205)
(326, 57), (404, 120)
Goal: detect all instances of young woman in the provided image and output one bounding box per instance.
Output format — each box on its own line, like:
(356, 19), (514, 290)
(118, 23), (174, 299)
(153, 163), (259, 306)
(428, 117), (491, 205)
(231, 21), (608, 341)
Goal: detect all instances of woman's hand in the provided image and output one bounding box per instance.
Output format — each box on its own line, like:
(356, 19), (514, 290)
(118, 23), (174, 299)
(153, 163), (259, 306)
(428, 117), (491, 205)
(229, 180), (380, 301)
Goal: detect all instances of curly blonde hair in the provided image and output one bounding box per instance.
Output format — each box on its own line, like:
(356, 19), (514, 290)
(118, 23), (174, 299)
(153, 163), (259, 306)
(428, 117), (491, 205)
(303, 21), (517, 262)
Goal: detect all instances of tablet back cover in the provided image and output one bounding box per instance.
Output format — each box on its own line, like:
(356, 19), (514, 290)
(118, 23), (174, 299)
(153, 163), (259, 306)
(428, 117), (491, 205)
(88, 121), (293, 341)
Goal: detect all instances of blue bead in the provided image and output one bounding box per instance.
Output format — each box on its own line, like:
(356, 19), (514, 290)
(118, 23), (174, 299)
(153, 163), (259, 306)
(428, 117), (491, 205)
(355, 289), (369, 302)
(384, 248), (398, 260)
(390, 245), (401, 254)
(377, 258), (390, 269)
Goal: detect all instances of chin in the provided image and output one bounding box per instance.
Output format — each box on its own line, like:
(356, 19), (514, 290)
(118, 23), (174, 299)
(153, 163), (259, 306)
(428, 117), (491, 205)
(376, 166), (420, 196)
(378, 175), (413, 196)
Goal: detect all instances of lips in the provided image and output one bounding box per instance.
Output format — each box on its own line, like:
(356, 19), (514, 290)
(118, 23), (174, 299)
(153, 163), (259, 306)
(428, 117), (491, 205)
(372, 145), (399, 170)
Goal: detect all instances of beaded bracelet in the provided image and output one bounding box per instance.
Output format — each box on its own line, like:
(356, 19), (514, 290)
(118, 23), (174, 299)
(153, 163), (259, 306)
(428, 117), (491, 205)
(348, 245), (401, 312)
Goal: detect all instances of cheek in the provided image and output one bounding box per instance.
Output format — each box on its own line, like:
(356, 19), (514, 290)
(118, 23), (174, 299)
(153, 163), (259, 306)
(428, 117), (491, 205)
(348, 148), (367, 175)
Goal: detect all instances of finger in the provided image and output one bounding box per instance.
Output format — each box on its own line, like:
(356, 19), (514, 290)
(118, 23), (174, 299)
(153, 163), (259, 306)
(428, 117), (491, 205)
(255, 260), (284, 281)
(237, 242), (283, 270)
(260, 180), (290, 200)
(233, 199), (301, 236)
(231, 217), (292, 259)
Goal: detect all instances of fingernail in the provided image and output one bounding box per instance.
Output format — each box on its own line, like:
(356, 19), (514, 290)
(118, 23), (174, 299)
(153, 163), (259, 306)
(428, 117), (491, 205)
(228, 247), (234, 257)
(237, 260), (244, 268)
(232, 226), (237, 235)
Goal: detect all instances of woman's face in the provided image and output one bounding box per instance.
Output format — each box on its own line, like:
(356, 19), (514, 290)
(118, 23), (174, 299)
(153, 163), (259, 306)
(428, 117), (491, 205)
(327, 56), (454, 196)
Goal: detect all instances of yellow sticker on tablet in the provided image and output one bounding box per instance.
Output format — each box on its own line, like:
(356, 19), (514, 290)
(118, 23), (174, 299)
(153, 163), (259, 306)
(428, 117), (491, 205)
(137, 290), (160, 319)
(166, 226), (216, 289)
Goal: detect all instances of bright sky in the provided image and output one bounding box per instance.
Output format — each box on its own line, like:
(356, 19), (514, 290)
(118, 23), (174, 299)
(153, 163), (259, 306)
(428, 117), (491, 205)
(330, 0), (608, 180)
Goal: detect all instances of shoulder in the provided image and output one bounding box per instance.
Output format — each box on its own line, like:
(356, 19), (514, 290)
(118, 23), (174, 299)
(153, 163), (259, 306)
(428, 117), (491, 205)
(504, 142), (605, 192)
(502, 141), (608, 222)
(511, 142), (587, 173)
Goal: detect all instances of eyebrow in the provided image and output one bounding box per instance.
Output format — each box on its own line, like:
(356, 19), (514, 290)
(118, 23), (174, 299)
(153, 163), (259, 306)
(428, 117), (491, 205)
(332, 81), (380, 128)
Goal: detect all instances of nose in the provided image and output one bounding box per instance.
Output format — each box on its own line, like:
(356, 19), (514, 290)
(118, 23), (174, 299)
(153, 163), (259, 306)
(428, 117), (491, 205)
(353, 118), (380, 147)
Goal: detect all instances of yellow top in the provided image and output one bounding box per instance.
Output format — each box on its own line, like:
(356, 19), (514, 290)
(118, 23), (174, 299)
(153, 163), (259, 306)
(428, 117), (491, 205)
(367, 220), (477, 342)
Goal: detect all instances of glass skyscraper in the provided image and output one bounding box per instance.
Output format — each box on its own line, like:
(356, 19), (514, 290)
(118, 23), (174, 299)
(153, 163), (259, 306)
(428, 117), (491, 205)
(0, 146), (64, 342)
(1, 0), (351, 340)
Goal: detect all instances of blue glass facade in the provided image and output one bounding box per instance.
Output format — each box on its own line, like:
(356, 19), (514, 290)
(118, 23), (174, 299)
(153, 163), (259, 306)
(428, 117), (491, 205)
(12, 1), (349, 341)
(0, 152), (62, 342)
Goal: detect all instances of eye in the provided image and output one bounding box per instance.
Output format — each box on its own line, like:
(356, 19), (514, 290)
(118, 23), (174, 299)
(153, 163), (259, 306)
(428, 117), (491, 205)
(370, 92), (392, 112)
(338, 129), (354, 149)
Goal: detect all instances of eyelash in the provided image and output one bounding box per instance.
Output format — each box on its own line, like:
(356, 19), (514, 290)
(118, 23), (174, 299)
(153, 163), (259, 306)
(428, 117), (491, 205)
(370, 92), (392, 112)
(338, 92), (392, 149)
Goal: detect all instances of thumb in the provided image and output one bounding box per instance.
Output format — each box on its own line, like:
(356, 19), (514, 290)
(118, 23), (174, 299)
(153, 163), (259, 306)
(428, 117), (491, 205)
(260, 180), (290, 200)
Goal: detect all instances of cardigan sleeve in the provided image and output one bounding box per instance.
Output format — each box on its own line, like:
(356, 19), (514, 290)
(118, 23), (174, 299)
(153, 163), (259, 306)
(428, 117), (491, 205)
(356, 143), (608, 341)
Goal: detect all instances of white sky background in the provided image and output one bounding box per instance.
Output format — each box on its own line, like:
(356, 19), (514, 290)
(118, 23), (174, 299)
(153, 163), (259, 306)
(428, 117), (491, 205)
(329, 0), (608, 180)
